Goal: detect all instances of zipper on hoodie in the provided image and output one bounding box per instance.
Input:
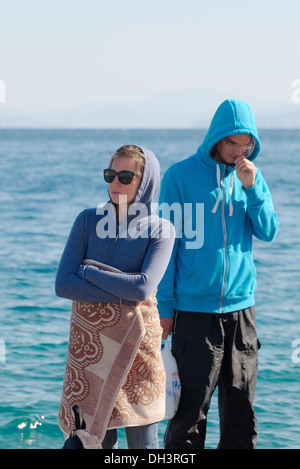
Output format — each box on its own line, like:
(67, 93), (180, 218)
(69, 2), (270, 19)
(108, 234), (119, 261)
(106, 222), (119, 269)
(219, 165), (229, 313)
(105, 232), (122, 303)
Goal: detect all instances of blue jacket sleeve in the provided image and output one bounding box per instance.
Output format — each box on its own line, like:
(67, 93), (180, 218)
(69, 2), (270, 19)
(156, 169), (181, 318)
(55, 211), (125, 304)
(244, 169), (279, 241)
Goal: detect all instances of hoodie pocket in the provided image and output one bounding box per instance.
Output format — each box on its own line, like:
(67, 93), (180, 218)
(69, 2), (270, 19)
(226, 250), (257, 299)
(180, 249), (223, 298)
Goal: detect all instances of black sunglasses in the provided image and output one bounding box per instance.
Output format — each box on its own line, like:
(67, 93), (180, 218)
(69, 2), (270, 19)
(103, 168), (140, 185)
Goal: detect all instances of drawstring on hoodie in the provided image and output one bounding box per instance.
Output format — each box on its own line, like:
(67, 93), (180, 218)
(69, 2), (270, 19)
(211, 165), (221, 215)
(228, 171), (234, 216)
(211, 165), (235, 217)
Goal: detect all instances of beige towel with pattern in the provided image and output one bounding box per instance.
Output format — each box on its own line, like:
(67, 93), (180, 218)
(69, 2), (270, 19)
(58, 294), (165, 443)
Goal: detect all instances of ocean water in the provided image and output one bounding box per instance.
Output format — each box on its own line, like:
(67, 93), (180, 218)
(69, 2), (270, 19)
(0, 128), (299, 450)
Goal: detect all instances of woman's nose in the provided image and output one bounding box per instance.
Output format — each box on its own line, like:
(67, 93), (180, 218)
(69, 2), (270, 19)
(111, 177), (121, 187)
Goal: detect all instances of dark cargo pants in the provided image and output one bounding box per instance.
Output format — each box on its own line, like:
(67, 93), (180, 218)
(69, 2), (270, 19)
(164, 307), (259, 449)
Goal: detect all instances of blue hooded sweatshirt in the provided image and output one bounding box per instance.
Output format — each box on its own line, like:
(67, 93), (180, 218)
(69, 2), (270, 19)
(157, 99), (279, 316)
(55, 146), (175, 306)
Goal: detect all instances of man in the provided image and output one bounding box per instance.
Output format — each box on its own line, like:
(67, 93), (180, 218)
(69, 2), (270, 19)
(157, 99), (279, 449)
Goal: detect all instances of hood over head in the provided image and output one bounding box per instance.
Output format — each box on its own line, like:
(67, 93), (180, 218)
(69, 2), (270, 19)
(198, 100), (261, 218)
(106, 145), (160, 214)
(132, 145), (161, 207)
(200, 99), (261, 162)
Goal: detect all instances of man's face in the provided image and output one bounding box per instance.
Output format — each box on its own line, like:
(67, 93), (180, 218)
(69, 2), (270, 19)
(214, 134), (254, 165)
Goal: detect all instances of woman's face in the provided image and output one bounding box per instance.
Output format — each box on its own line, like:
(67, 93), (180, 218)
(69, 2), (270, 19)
(108, 156), (141, 208)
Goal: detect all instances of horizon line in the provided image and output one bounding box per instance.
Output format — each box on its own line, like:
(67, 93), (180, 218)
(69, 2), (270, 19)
(0, 126), (300, 131)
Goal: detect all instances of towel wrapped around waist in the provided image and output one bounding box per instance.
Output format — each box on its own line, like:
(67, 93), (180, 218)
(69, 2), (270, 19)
(58, 293), (165, 443)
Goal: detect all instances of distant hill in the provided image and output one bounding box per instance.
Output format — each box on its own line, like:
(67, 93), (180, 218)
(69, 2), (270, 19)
(1, 89), (300, 128)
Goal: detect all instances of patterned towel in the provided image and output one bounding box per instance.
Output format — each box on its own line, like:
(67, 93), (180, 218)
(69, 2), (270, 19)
(58, 293), (165, 444)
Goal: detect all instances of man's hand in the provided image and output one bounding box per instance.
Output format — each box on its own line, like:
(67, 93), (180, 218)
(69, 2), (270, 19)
(160, 317), (174, 340)
(235, 156), (256, 189)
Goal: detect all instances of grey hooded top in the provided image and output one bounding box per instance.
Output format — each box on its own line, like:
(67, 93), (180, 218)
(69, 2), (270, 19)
(55, 146), (175, 306)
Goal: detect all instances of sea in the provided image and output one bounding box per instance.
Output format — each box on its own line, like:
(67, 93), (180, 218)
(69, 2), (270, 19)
(0, 128), (299, 450)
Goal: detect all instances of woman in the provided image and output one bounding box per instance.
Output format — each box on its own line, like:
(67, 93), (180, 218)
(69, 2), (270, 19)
(55, 145), (175, 449)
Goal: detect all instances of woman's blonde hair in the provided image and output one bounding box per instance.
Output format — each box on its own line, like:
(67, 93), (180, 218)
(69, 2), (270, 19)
(109, 145), (145, 176)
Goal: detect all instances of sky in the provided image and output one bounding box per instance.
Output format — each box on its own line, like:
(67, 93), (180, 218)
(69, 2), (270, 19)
(1, 0), (300, 127)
